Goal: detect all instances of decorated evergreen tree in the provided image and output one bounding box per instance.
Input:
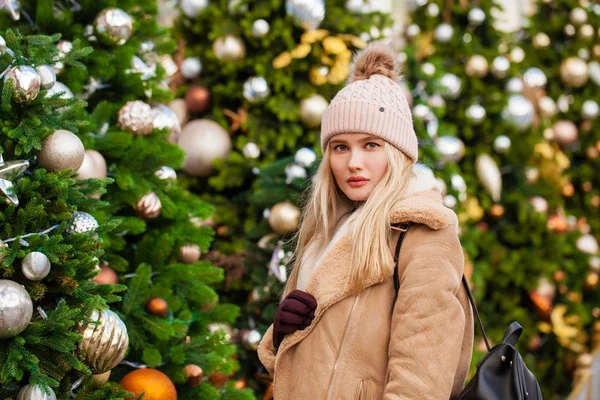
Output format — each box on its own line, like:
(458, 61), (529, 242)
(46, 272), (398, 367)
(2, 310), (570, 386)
(401, 0), (597, 396)
(0, 29), (129, 399)
(174, 0), (392, 396)
(2, 0), (253, 398)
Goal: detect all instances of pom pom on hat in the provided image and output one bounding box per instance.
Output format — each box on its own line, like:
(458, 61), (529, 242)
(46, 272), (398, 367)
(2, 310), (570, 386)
(347, 41), (398, 83)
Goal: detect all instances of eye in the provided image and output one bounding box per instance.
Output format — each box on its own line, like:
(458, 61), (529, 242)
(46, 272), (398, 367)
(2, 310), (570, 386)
(333, 144), (348, 151)
(366, 142), (380, 149)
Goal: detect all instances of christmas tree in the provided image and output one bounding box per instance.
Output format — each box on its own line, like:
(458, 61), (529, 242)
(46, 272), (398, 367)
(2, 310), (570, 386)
(2, 0), (253, 398)
(516, 0), (600, 394)
(401, 0), (597, 396)
(0, 29), (129, 399)
(174, 0), (392, 396)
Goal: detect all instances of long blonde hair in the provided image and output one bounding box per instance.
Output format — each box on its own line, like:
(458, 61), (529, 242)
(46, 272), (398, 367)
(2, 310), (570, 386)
(282, 142), (415, 299)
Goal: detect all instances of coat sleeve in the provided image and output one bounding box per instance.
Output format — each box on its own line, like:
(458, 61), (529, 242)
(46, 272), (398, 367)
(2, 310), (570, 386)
(383, 226), (466, 400)
(257, 324), (277, 376)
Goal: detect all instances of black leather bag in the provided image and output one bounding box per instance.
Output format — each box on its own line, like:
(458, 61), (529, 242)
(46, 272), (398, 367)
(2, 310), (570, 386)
(392, 223), (543, 400)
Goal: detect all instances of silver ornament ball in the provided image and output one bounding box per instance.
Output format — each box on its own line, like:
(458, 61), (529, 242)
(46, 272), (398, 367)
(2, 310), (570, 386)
(35, 65), (56, 90)
(0, 279), (33, 338)
(538, 97), (558, 119)
(45, 81), (73, 100)
(180, 0), (209, 18)
(117, 101), (154, 135)
(242, 143), (261, 159)
(523, 67), (547, 89)
(242, 329), (262, 351)
(529, 196), (548, 214)
(67, 211), (99, 235)
(466, 104), (486, 124)
(582, 99), (599, 119)
(552, 120), (579, 147)
(243, 77), (270, 103)
(251, 19), (270, 38)
(426, 3), (440, 17)
(295, 148), (317, 167)
(468, 8), (486, 25)
(298, 94), (329, 128)
(286, 0), (325, 31)
(421, 62), (436, 76)
(502, 95), (534, 131)
(21, 252), (51, 281)
(4, 65), (41, 103)
(493, 135), (511, 153)
(94, 8), (134, 46)
(435, 23), (454, 43)
(155, 166), (177, 180)
(406, 24), (421, 40)
(577, 234), (599, 255)
(451, 174), (467, 193)
(285, 164), (307, 182)
(439, 73), (462, 99)
(435, 136), (465, 165)
(505, 77), (523, 93)
(491, 56), (510, 78)
(413, 104), (431, 120)
(17, 384), (56, 400)
(152, 104), (182, 143)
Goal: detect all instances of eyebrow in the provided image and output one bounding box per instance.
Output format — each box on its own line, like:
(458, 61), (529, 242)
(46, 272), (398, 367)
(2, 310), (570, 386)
(329, 136), (383, 145)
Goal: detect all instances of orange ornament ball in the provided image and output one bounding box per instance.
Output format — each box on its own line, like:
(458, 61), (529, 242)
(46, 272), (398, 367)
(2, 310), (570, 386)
(120, 368), (177, 400)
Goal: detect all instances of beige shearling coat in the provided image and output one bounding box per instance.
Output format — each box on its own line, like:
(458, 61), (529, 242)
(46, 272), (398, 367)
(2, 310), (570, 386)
(257, 175), (474, 400)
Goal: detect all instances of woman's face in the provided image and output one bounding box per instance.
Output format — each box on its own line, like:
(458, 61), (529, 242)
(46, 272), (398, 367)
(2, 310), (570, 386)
(329, 133), (388, 201)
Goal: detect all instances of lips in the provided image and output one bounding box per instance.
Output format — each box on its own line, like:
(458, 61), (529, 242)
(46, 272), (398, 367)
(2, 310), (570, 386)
(347, 176), (368, 183)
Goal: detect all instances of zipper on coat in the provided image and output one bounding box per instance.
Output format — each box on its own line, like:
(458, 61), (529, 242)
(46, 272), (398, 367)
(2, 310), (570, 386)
(325, 294), (360, 400)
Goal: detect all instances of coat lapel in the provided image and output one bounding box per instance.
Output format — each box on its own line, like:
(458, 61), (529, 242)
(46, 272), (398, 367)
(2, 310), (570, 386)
(276, 175), (458, 354)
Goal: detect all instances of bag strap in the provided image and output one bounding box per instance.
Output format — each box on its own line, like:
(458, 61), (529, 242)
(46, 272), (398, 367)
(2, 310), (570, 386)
(392, 224), (491, 353)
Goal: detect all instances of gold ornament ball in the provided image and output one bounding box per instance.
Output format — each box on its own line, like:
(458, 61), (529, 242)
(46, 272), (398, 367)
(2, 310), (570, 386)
(562, 182), (575, 197)
(268, 201), (300, 234)
(298, 94), (329, 128)
(552, 120), (579, 147)
(135, 192), (162, 220)
(146, 297), (168, 318)
(179, 244), (201, 264)
(579, 24), (595, 40)
(560, 57), (590, 88)
(91, 370), (111, 387)
(553, 270), (566, 282)
(465, 55), (489, 78)
(38, 129), (85, 172)
(235, 377), (248, 389)
(532, 32), (550, 49)
(168, 98), (189, 126)
(77, 150), (107, 180)
(0, 240), (8, 264)
(95, 263), (118, 285)
(212, 35), (246, 62)
(120, 368), (177, 400)
(178, 119), (232, 177)
(184, 364), (204, 388)
(185, 85), (211, 114)
(77, 309), (129, 374)
(586, 272), (599, 289)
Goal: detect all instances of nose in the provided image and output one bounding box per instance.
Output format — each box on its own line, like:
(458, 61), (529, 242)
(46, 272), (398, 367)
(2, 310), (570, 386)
(347, 150), (364, 171)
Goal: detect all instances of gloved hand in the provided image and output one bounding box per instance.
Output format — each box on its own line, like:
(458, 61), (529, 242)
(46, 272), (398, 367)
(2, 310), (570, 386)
(273, 290), (318, 348)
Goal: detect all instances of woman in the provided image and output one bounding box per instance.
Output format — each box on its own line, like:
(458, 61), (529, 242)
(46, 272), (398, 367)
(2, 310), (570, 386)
(257, 42), (474, 400)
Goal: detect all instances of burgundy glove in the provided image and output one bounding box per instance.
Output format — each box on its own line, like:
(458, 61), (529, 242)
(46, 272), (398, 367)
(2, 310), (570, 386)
(273, 290), (317, 348)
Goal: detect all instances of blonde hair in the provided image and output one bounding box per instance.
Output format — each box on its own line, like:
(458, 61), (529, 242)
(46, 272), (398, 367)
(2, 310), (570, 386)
(282, 142), (415, 299)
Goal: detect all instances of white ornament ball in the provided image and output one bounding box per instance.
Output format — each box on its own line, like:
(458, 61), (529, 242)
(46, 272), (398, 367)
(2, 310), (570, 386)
(570, 7), (588, 25)
(435, 23), (454, 43)
(493, 135), (511, 153)
(285, 164), (307, 182)
(523, 67), (547, 89)
(435, 136), (465, 165)
(178, 119), (232, 176)
(466, 104), (486, 124)
(155, 166), (177, 180)
(180, 57), (202, 80)
(251, 19), (270, 38)
(180, 0), (209, 18)
(468, 8), (486, 25)
(577, 234), (598, 255)
(465, 55), (488, 78)
(299, 94), (329, 128)
(295, 148), (317, 167)
(538, 97), (558, 119)
(502, 95), (534, 131)
(505, 77), (523, 94)
(491, 56), (510, 78)
(582, 100), (599, 119)
(552, 120), (579, 147)
(242, 142), (260, 159)
(529, 196), (548, 213)
(21, 252), (51, 281)
(439, 73), (462, 99)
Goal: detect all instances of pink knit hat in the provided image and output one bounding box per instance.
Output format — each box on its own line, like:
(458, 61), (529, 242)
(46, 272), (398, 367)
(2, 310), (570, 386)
(320, 42), (418, 163)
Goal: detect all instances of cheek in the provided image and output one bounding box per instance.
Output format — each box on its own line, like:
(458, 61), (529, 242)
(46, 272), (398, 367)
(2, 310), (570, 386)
(371, 159), (388, 181)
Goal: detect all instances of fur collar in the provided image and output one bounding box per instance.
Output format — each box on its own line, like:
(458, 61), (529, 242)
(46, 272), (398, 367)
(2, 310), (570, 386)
(276, 169), (459, 355)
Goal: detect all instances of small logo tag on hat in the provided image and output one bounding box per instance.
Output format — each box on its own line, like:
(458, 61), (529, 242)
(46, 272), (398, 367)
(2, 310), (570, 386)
(379, 107), (385, 112)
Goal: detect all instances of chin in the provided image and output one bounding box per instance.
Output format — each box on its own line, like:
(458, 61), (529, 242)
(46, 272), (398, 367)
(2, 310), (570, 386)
(342, 187), (371, 201)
